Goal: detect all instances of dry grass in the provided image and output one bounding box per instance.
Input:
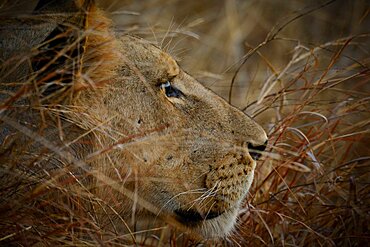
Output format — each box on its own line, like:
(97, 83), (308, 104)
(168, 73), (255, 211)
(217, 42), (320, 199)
(1, 0), (369, 246)
(106, 1), (370, 245)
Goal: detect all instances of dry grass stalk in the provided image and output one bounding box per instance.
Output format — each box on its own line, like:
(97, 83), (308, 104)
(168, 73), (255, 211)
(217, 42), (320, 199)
(1, 0), (369, 246)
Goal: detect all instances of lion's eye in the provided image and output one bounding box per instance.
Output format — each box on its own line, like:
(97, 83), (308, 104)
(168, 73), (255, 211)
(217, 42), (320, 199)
(160, 81), (183, 98)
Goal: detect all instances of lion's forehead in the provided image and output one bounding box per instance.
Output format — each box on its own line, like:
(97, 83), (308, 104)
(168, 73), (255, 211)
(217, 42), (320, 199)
(119, 36), (180, 83)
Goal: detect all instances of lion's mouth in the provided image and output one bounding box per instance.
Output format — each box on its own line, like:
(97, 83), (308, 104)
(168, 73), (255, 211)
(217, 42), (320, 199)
(171, 207), (239, 238)
(174, 209), (223, 225)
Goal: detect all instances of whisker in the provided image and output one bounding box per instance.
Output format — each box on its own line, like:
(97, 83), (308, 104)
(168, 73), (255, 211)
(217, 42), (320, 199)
(157, 188), (207, 217)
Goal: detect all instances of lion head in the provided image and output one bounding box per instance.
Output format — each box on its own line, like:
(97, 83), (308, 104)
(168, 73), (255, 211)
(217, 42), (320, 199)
(69, 34), (268, 237)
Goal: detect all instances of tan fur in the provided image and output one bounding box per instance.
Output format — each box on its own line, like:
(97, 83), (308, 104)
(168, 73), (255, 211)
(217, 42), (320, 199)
(0, 0), (267, 243)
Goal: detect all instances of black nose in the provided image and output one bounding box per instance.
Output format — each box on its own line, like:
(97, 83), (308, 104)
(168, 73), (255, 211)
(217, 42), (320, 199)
(248, 141), (267, 160)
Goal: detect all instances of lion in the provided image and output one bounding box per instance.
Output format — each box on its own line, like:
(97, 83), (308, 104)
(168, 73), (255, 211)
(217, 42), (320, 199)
(0, 0), (267, 244)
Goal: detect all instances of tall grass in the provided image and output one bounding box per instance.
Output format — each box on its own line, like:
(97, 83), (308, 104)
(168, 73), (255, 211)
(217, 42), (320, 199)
(102, 1), (370, 246)
(108, 1), (369, 244)
(1, 0), (369, 246)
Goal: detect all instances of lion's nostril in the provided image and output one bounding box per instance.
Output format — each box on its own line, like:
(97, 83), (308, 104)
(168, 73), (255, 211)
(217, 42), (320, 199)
(248, 141), (267, 160)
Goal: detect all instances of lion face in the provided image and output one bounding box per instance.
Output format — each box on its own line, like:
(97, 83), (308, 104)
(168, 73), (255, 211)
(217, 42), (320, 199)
(74, 36), (268, 238)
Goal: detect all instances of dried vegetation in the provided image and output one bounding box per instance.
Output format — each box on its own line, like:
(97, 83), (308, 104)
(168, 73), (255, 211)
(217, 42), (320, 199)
(1, 0), (369, 246)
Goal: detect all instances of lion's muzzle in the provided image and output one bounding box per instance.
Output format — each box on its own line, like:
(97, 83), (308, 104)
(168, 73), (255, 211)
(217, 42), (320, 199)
(204, 149), (256, 214)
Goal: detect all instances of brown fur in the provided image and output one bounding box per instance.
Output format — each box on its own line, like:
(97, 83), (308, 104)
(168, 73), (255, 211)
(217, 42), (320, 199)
(0, 0), (267, 244)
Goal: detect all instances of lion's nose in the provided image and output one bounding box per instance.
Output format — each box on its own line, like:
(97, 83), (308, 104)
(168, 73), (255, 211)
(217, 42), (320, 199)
(248, 141), (267, 160)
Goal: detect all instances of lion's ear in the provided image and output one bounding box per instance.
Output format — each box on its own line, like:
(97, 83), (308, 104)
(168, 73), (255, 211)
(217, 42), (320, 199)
(31, 0), (95, 100)
(32, 0), (118, 100)
(0, 0), (117, 105)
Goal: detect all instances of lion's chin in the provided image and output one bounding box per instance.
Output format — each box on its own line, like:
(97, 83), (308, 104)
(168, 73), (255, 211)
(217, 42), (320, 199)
(176, 208), (239, 239)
